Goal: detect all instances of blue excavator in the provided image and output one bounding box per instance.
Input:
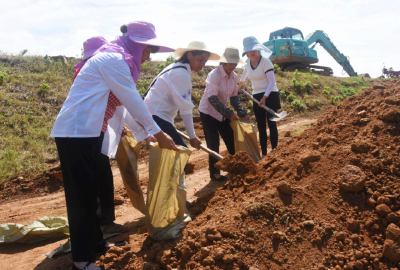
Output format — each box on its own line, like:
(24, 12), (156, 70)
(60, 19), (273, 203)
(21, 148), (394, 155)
(263, 27), (357, 77)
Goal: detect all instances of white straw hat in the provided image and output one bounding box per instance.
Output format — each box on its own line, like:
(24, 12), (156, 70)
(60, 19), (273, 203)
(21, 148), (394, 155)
(219, 46), (246, 65)
(174, 41), (220, 61)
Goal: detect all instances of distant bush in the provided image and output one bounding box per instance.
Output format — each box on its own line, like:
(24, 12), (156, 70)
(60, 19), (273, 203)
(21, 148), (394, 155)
(273, 64), (281, 72)
(291, 99), (305, 111)
(287, 93), (296, 102)
(322, 87), (330, 96)
(330, 95), (339, 104)
(292, 78), (303, 94)
(38, 83), (51, 98)
(279, 90), (287, 100)
(338, 87), (356, 98)
(305, 81), (312, 92)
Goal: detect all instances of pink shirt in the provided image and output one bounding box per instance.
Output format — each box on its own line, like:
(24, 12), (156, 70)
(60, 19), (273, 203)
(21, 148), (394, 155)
(199, 65), (238, 122)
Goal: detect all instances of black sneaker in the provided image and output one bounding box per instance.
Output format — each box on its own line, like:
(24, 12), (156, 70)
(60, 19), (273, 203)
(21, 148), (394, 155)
(211, 174), (227, 182)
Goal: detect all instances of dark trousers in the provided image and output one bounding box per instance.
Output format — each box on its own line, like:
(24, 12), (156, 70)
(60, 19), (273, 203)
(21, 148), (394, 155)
(96, 153), (115, 225)
(152, 115), (188, 147)
(253, 92), (281, 156)
(200, 112), (235, 177)
(55, 134), (105, 262)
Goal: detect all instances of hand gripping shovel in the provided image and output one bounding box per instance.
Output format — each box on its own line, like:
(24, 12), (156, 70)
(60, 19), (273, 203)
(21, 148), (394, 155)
(240, 88), (288, 121)
(177, 130), (223, 161)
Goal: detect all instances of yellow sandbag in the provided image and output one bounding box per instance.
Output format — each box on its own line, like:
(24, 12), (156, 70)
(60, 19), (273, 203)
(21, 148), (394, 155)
(115, 131), (145, 214)
(231, 121), (261, 162)
(145, 143), (192, 241)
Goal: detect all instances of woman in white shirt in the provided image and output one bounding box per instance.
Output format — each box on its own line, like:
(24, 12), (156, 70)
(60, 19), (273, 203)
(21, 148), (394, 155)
(144, 41), (220, 150)
(239, 36), (281, 157)
(50, 21), (177, 270)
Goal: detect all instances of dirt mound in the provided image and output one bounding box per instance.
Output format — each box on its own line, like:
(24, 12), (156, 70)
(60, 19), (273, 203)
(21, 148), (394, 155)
(93, 79), (400, 269)
(0, 165), (64, 201)
(215, 151), (257, 175)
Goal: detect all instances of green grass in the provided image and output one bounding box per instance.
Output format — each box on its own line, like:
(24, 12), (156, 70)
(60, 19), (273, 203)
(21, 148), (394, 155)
(0, 54), (74, 182)
(0, 53), (375, 183)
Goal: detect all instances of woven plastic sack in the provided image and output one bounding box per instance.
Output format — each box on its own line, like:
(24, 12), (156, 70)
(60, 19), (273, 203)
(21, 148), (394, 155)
(231, 121), (261, 162)
(0, 216), (69, 244)
(145, 143), (192, 240)
(115, 131), (145, 214)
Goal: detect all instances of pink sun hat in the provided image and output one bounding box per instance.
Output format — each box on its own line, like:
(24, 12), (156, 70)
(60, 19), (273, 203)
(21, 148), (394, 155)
(82, 36), (108, 60)
(126, 21), (175, 53)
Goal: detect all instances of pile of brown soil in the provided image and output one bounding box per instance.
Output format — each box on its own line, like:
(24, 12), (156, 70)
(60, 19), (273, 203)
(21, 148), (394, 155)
(98, 79), (400, 269)
(0, 164), (64, 201)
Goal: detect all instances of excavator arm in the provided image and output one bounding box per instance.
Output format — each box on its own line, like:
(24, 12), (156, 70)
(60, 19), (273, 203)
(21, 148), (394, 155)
(306, 30), (357, 77)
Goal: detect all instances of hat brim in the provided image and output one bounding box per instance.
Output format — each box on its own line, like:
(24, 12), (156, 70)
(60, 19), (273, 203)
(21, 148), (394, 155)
(219, 56), (246, 65)
(242, 44), (273, 58)
(129, 36), (175, 53)
(174, 48), (220, 61)
(242, 43), (266, 57)
(83, 48), (98, 61)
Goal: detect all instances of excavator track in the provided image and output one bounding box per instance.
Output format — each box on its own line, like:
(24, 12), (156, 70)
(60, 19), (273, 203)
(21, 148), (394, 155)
(284, 64), (333, 76)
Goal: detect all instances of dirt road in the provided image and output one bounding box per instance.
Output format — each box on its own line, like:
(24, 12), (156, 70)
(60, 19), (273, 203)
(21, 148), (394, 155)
(0, 114), (319, 270)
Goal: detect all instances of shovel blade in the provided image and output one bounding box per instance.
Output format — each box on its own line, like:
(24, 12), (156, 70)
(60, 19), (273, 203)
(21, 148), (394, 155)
(269, 111), (288, 122)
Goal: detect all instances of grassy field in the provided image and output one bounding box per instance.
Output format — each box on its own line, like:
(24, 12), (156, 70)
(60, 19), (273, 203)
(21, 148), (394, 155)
(0, 53), (374, 182)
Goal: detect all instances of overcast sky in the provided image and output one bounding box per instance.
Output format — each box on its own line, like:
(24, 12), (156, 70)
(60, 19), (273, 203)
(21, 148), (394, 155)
(1, 0), (399, 78)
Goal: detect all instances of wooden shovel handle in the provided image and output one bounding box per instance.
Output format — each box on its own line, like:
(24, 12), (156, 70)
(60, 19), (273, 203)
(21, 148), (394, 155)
(177, 130), (223, 160)
(240, 88), (279, 117)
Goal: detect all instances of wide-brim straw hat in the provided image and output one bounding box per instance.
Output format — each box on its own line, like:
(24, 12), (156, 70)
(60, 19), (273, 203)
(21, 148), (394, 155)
(127, 21), (175, 53)
(242, 36), (272, 58)
(219, 46), (246, 65)
(174, 41), (220, 61)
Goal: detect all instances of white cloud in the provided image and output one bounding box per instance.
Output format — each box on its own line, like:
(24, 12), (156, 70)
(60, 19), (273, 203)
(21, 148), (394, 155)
(0, 0), (399, 78)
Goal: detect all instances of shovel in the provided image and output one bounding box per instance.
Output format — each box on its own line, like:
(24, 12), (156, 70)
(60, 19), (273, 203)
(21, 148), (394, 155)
(177, 130), (223, 161)
(240, 88), (288, 121)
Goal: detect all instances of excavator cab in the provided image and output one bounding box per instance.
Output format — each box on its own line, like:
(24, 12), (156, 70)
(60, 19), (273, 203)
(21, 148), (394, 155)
(269, 27), (305, 40)
(264, 27), (319, 71)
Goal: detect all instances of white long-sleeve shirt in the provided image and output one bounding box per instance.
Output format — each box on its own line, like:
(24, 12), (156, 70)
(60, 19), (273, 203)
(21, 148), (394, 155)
(144, 62), (195, 137)
(240, 57), (278, 96)
(51, 51), (160, 152)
